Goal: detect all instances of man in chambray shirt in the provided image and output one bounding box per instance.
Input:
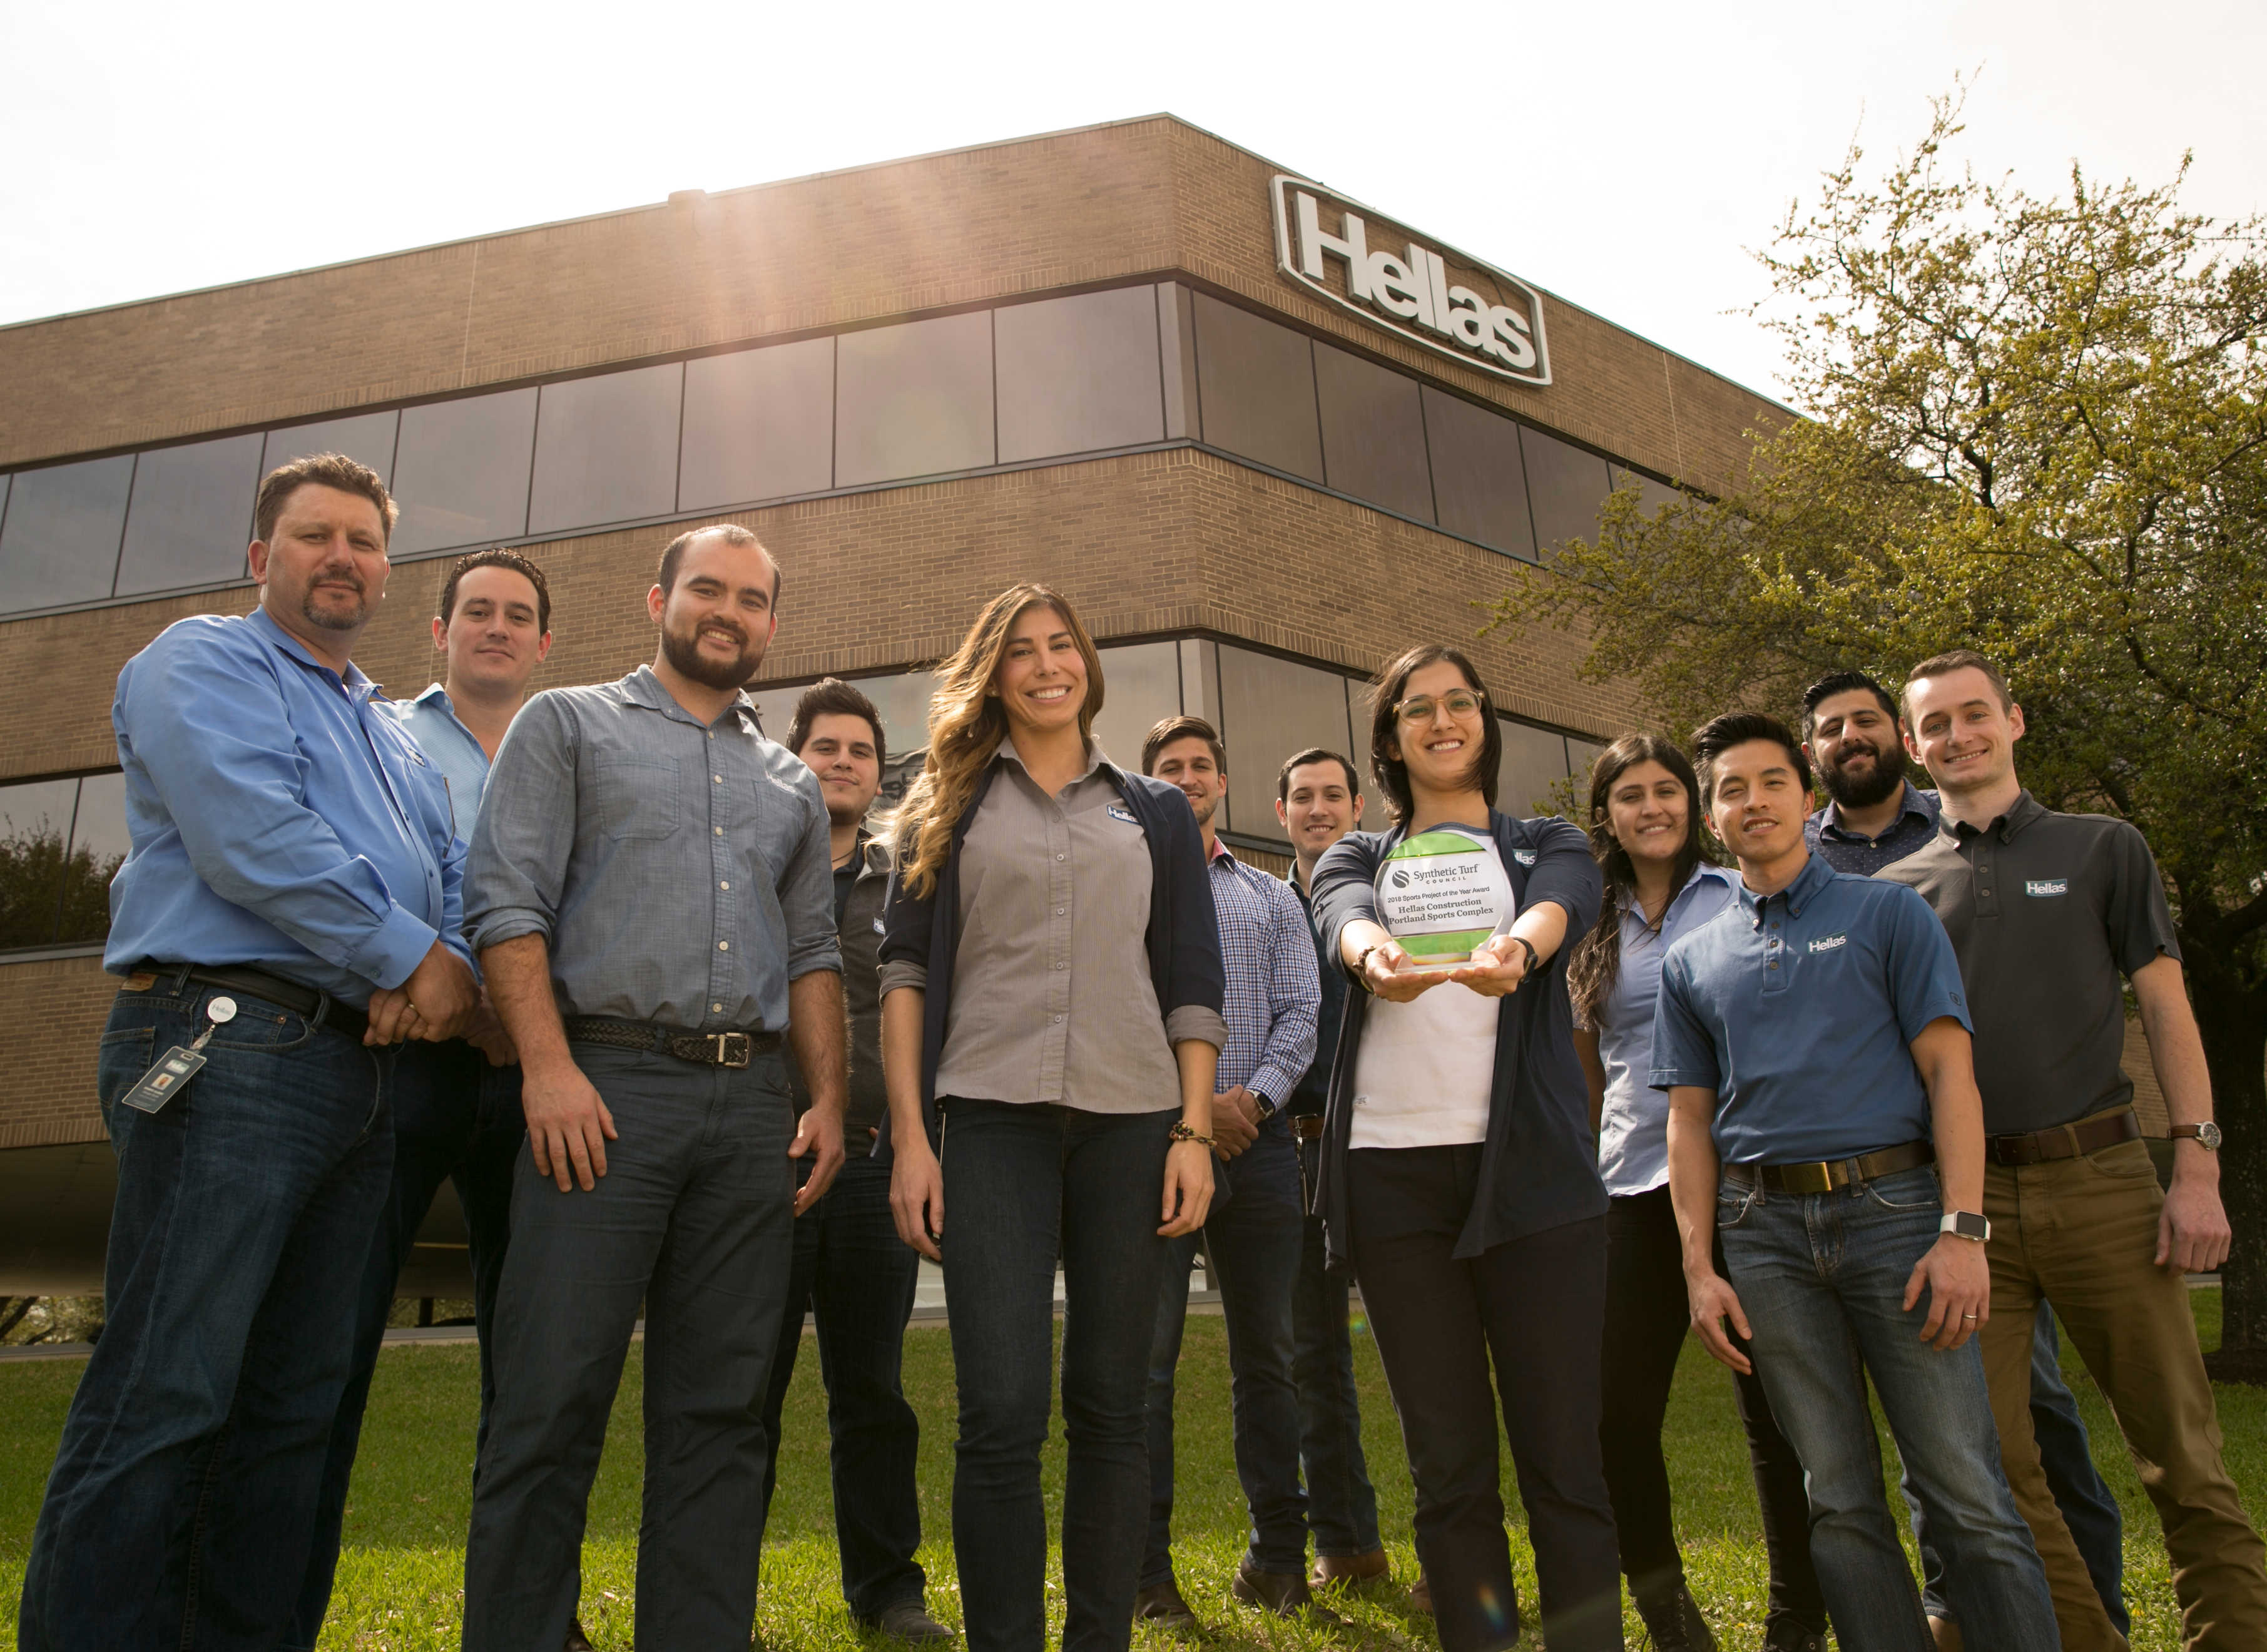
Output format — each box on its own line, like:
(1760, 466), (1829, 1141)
(460, 524), (848, 1652)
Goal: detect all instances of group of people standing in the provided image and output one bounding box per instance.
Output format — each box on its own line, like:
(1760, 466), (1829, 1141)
(13, 447), (2264, 1652)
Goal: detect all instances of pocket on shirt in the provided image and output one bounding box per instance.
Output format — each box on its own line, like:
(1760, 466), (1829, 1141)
(591, 757), (680, 842)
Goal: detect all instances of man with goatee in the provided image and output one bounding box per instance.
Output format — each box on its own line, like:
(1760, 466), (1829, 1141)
(461, 523), (849, 1652)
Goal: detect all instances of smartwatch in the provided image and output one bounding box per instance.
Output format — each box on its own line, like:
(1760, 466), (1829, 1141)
(1940, 1211), (1990, 1243)
(2171, 1121), (2223, 1151)
(1250, 1091), (1278, 1124)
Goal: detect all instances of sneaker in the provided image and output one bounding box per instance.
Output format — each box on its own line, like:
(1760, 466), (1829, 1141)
(1135, 1577), (1203, 1636)
(1231, 1560), (1343, 1626)
(1310, 1549), (1390, 1592)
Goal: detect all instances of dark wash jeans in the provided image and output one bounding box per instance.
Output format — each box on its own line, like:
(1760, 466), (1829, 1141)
(1144, 1122), (1308, 1586)
(939, 1099), (1178, 1652)
(461, 1045), (796, 1652)
(1293, 1133), (1381, 1560)
(288, 1044), (524, 1649)
(1600, 1186), (1826, 1633)
(759, 1147), (927, 1619)
(1347, 1145), (1624, 1652)
(19, 978), (395, 1652)
(1716, 1165), (2057, 1652)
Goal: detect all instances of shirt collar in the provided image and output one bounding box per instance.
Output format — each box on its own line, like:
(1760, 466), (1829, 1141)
(995, 737), (1108, 786)
(247, 606), (375, 700)
(619, 663), (758, 732)
(1209, 837), (1235, 866)
(1820, 780), (1935, 841)
(1740, 849), (1836, 928)
(1947, 787), (2045, 845)
(1619, 860), (1735, 939)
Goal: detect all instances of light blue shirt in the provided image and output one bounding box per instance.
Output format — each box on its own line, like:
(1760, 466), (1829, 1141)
(105, 608), (469, 1009)
(380, 683), (491, 843)
(1593, 862), (1737, 1195)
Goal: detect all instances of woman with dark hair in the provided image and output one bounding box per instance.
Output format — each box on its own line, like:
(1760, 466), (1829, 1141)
(1308, 645), (1619, 1652)
(1569, 737), (1826, 1652)
(877, 584), (1225, 1652)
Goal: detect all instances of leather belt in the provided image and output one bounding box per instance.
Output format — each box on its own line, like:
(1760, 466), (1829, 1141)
(1989, 1106), (2139, 1166)
(1724, 1140), (1935, 1195)
(1291, 1113), (1325, 1140)
(126, 962), (369, 1044)
(564, 1016), (780, 1068)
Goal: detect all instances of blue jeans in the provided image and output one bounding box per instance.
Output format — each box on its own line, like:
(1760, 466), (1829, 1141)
(288, 1046), (524, 1648)
(760, 1147), (927, 1619)
(19, 978), (395, 1652)
(1716, 1165), (2059, 1652)
(1916, 1301), (2129, 1634)
(1293, 1133), (1381, 1559)
(1143, 1123), (1308, 1585)
(939, 1099), (1178, 1652)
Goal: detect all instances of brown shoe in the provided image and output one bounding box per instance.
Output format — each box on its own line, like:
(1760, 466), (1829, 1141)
(1310, 1549), (1390, 1591)
(1407, 1571), (1432, 1616)
(564, 1620), (596, 1652)
(1230, 1559), (1343, 1625)
(1134, 1577), (1203, 1636)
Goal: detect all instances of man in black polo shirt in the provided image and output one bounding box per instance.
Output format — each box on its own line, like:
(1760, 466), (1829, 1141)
(1883, 650), (2267, 1652)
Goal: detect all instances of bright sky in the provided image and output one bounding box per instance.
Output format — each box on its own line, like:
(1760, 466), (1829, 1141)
(3, 0), (2259, 407)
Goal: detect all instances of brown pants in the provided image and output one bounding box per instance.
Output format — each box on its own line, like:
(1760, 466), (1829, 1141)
(1982, 1134), (2267, 1651)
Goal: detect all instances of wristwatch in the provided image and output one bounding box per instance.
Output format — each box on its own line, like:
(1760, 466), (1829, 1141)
(2171, 1121), (2223, 1151)
(1940, 1211), (1990, 1243)
(1250, 1091), (1278, 1123)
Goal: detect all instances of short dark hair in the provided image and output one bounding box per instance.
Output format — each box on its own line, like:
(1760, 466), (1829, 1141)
(1800, 670), (1899, 739)
(255, 452), (397, 546)
(1277, 747), (1360, 803)
(439, 548), (551, 635)
(1904, 650), (2014, 718)
(657, 523), (780, 606)
(1367, 645), (1501, 823)
(1143, 715), (1225, 776)
(787, 677), (887, 767)
(1691, 711), (1811, 804)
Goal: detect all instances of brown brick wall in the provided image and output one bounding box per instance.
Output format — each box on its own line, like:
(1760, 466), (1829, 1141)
(0, 955), (116, 1148)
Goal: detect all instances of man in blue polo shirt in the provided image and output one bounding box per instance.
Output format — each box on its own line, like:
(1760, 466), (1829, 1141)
(19, 452), (479, 1652)
(1653, 711), (2055, 1652)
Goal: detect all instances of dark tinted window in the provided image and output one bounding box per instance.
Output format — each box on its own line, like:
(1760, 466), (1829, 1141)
(529, 362), (684, 534)
(0, 777), (79, 948)
(1343, 677), (1388, 831)
(1422, 388), (1536, 560)
(995, 287), (1164, 462)
(1191, 294), (1323, 482)
(1159, 285), (1198, 440)
(115, 432), (263, 596)
(58, 772), (128, 946)
(1313, 344), (1432, 521)
(1498, 719), (1571, 818)
(389, 389), (538, 557)
(0, 455), (134, 613)
(1521, 426), (1612, 554)
(1566, 737), (1609, 802)
(1215, 645), (1360, 841)
(835, 312), (996, 487)
(262, 410), (400, 488)
(679, 338), (836, 509)
(1611, 464), (1683, 518)
(1090, 641), (1184, 774)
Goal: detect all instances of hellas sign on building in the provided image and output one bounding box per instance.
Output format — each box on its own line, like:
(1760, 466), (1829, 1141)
(1270, 176), (1551, 387)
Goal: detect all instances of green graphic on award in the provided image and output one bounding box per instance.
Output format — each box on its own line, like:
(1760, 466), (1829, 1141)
(1374, 829), (1517, 972)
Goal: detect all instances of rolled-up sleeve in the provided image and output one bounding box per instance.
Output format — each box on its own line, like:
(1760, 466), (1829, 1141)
(465, 693), (577, 953)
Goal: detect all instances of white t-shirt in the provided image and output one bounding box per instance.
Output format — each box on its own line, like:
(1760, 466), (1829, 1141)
(1349, 829), (1514, 1150)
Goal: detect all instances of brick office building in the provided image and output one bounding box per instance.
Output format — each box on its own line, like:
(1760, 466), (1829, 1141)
(0, 116), (1780, 1292)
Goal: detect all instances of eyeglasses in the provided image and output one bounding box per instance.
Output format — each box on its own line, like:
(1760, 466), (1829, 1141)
(1393, 690), (1485, 725)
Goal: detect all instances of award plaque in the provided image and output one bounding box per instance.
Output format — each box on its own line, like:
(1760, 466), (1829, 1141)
(1374, 829), (1517, 972)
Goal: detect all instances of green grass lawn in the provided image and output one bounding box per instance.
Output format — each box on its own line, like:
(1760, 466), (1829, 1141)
(2, 1293), (2256, 1649)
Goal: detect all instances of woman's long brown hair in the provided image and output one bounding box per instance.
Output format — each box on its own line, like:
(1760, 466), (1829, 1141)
(1566, 734), (1708, 1028)
(890, 584), (1106, 899)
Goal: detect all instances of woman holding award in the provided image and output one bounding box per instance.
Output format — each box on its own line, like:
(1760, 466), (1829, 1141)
(878, 584), (1226, 1652)
(1310, 645), (1618, 1652)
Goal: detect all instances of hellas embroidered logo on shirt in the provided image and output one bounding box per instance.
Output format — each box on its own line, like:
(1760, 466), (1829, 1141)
(1106, 805), (1138, 825)
(1808, 933), (1849, 954)
(2025, 879), (2069, 897)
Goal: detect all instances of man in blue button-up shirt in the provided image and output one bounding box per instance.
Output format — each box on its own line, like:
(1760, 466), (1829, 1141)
(1649, 712), (2057, 1652)
(20, 454), (477, 1652)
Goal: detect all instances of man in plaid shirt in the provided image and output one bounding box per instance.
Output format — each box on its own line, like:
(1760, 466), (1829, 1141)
(1134, 716), (1325, 1634)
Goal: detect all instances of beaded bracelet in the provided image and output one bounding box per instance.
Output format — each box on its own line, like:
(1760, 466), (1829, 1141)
(1167, 1121), (1215, 1148)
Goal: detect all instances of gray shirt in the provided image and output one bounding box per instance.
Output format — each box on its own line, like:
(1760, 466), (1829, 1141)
(879, 743), (1223, 1111)
(465, 665), (840, 1031)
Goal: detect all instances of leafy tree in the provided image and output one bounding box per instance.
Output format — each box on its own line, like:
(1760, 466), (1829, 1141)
(1491, 92), (2267, 1349)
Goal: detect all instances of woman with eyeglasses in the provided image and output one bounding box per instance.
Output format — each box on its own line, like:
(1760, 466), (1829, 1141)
(1308, 645), (1618, 1652)
(878, 584), (1225, 1652)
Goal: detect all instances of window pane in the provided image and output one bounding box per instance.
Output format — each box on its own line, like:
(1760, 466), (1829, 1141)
(389, 389), (538, 558)
(1159, 285), (1197, 441)
(57, 772), (128, 946)
(1521, 426), (1612, 555)
(0, 777), (78, 948)
(1314, 344), (1432, 521)
(1497, 718), (1571, 818)
(1611, 464), (1683, 518)
(0, 456), (134, 613)
(262, 410), (400, 487)
(1344, 677), (1387, 830)
(115, 433), (263, 597)
(1422, 388), (1536, 560)
(1091, 641), (1184, 772)
(996, 288), (1165, 463)
(748, 668), (943, 817)
(529, 363), (684, 534)
(1191, 294), (1323, 482)
(680, 338), (835, 509)
(835, 312), (996, 487)
(1566, 737), (1609, 810)
(1216, 645), (1362, 842)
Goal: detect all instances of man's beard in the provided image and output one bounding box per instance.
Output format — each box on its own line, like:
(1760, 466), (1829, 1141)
(300, 572), (368, 633)
(1821, 743), (1906, 809)
(661, 614), (762, 690)
(1186, 791), (1219, 827)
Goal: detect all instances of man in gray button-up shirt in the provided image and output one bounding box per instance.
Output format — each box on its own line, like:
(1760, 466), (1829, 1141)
(461, 524), (848, 1652)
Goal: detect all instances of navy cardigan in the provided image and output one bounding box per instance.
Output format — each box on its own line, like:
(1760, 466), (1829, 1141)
(877, 756), (1226, 1151)
(1309, 810), (1606, 1268)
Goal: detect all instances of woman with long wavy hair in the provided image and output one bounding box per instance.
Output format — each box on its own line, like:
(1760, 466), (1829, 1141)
(877, 584), (1226, 1652)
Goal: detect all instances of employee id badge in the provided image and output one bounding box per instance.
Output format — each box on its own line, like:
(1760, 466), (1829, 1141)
(118, 994), (238, 1114)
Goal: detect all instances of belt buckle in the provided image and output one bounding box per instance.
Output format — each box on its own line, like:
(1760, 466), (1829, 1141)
(711, 1031), (752, 1069)
(1784, 1161), (1837, 1195)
